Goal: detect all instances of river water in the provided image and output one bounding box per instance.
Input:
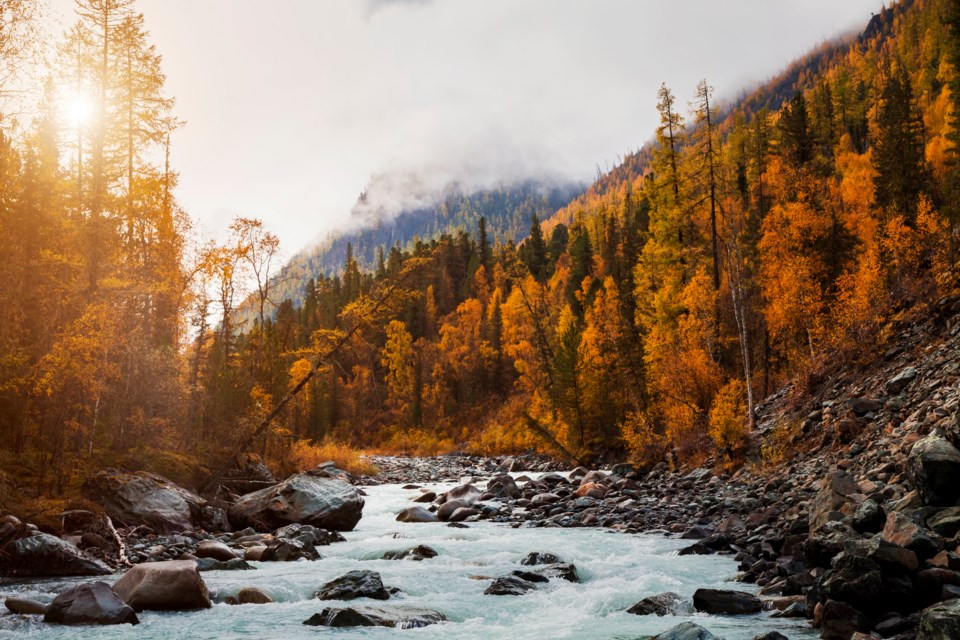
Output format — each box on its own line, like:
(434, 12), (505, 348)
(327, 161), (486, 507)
(1, 477), (817, 639)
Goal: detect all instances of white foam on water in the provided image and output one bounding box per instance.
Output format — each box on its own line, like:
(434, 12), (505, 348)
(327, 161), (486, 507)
(0, 477), (817, 639)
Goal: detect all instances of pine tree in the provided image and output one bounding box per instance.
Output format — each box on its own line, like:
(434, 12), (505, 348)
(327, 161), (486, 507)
(779, 93), (814, 168)
(655, 83), (684, 204)
(873, 66), (929, 220)
(523, 213), (548, 282)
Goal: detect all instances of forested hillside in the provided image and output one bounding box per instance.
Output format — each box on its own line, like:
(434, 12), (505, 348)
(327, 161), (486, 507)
(1, 0), (959, 516)
(266, 179), (579, 310)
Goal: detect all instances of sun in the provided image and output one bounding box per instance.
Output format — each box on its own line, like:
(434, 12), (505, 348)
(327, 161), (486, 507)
(62, 93), (93, 127)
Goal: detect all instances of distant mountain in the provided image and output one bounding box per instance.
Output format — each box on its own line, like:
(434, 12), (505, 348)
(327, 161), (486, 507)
(269, 178), (581, 308)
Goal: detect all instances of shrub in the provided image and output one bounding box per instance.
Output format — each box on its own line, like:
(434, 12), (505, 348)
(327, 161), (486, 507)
(284, 439), (379, 477)
(708, 379), (750, 459)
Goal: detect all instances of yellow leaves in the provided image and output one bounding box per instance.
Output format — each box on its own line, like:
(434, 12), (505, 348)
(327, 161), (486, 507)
(381, 320), (415, 415)
(708, 379), (749, 457)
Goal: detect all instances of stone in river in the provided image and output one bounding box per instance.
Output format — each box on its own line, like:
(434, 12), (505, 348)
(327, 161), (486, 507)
(303, 605), (447, 629)
(112, 559), (211, 611)
(314, 570), (390, 601)
(229, 472), (364, 532)
(396, 506), (438, 523)
(627, 591), (683, 616)
(692, 588), (762, 614)
(44, 582), (139, 626)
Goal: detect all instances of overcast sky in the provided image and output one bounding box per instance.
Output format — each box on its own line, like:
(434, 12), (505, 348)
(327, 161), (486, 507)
(48, 0), (886, 255)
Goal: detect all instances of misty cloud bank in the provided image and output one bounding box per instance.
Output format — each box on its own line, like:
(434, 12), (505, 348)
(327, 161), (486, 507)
(75, 0), (887, 254)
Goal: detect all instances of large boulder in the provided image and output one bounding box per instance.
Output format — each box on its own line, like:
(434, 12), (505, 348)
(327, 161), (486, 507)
(44, 582), (138, 626)
(112, 559), (211, 611)
(313, 570), (390, 601)
(918, 599), (960, 639)
(0, 533), (111, 577)
(820, 600), (872, 640)
(883, 511), (940, 559)
(908, 432), (960, 507)
(83, 470), (226, 533)
(229, 472), (364, 532)
(692, 588), (761, 615)
(809, 470), (858, 530)
(303, 605), (446, 629)
(819, 553), (883, 615)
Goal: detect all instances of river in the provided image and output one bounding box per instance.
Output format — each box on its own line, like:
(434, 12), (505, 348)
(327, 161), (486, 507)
(1, 476), (817, 639)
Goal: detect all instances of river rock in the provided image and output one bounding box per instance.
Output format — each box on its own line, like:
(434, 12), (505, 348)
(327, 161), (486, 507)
(82, 470), (224, 533)
(383, 545), (438, 561)
(486, 475), (521, 499)
(237, 587), (273, 604)
(529, 563), (579, 583)
(918, 599), (960, 639)
(692, 588), (761, 615)
(444, 483), (482, 506)
(436, 499), (468, 521)
(448, 507), (479, 522)
(0, 533), (111, 577)
(484, 574), (537, 595)
(908, 433), (960, 507)
(4, 597), (47, 615)
(260, 537), (318, 561)
(194, 540), (236, 561)
(44, 582), (139, 626)
(396, 506), (438, 523)
(520, 551), (562, 566)
(303, 605), (447, 629)
(112, 559), (211, 611)
(229, 472), (364, 532)
(627, 591), (683, 616)
(314, 570), (390, 600)
(652, 622), (719, 640)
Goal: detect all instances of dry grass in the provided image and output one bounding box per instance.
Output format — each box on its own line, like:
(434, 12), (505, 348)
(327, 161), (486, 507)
(285, 439), (380, 477)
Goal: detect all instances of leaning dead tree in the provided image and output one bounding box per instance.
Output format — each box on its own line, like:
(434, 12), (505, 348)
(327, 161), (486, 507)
(200, 257), (429, 495)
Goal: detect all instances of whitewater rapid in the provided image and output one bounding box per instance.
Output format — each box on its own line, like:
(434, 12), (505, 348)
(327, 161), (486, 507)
(0, 477), (817, 639)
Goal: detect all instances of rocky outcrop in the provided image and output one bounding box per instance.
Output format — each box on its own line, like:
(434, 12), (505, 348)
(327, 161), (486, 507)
(112, 560), (211, 611)
(82, 470), (226, 533)
(44, 582), (138, 626)
(0, 533), (112, 577)
(313, 570), (390, 601)
(303, 605), (447, 628)
(229, 472), (364, 532)
(907, 432), (960, 507)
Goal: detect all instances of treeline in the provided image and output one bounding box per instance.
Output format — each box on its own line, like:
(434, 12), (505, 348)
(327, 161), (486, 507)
(206, 0), (960, 468)
(2, 0), (960, 505)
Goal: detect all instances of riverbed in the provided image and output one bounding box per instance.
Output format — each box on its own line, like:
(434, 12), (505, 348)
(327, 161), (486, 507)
(1, 477), (817, 639)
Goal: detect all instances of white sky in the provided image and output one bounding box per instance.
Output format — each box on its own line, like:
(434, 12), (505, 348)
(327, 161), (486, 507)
(47, 0), (887, 255)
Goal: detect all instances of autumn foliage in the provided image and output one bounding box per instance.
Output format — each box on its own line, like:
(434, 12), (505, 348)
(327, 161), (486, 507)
(2, 0), (960, 503)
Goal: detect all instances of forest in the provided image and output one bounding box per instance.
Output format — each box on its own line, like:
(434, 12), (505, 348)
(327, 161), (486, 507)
(1, 0), (960, 516)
